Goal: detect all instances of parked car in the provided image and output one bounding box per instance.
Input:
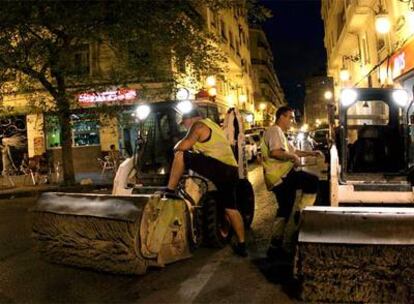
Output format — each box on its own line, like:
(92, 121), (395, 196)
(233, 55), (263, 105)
(296, 132), (316, 151)
(312, 128), (330, 159)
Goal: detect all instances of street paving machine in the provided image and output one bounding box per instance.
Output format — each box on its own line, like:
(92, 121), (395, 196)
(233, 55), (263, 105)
(31, 99), (255, 274)
(296, 88), (414, 302)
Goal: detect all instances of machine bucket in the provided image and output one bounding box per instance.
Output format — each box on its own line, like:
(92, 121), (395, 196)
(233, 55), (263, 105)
(296, 206), (414, 303)
(299, 206), (414, 245)
(32, 192), (192, 275)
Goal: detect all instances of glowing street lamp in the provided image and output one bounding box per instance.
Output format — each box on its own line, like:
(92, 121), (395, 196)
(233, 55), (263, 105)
(300, 124), (309, 132)
(340, 68), (350, 81)
(246, 113), (254, 123)
(239, 94), (247, 103)
(324, 91), (333, 100)
(206, 75), (216, 87)
(375, 13), (391, 34)
(208, 87), (217, 97)
(226, 94), (235, 106)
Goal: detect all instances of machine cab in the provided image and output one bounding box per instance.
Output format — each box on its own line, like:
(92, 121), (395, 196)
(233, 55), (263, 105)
(338, 88), (410, 181)
(133, 100), (219, 185)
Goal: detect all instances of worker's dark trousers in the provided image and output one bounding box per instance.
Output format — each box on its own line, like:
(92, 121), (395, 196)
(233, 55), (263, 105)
(270, 169), (319, 247)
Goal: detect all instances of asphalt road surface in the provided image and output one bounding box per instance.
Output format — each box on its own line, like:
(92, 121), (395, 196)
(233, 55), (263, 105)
(0, 164), (299, 304)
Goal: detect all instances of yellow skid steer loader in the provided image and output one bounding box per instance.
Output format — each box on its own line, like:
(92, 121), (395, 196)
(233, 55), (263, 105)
(296, 88), (414, 302)
(32, 100), (255, 274)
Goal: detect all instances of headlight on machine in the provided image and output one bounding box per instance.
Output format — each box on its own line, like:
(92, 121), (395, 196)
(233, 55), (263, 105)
(392, 89), (409, 107)
(135, 104), (151, 121)
(176, 100), (193, 114)
(340, 89), (358, 107)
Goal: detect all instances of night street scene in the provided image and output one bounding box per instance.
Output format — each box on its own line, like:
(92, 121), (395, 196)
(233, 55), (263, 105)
(1, 0), (414, 303)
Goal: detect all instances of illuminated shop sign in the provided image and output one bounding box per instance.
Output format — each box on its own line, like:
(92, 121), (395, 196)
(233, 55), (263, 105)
(78, 88), (137, 104)
(387, 38), (414, 80)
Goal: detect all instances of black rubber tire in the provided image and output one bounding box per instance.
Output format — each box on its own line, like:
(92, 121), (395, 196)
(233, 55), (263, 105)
(235, 179), (255, 228)
(201, 191), (232, 248)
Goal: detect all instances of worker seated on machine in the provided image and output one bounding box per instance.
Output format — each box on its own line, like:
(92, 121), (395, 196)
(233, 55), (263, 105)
(163, 108), (248, 257)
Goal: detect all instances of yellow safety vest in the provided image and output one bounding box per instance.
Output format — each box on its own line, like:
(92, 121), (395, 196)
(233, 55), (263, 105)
(193, 118), (238, 167)
(260, 131), (294, 190)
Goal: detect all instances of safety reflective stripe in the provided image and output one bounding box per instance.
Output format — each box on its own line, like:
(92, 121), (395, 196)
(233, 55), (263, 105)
(260, 134), (293, 190)
(193, 118), (238, 167)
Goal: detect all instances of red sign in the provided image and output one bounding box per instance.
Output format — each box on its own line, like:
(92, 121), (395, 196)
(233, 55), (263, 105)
(389, 37), (414, 80)
(195, 89), (209, 99)
(78, 88), (137, 105)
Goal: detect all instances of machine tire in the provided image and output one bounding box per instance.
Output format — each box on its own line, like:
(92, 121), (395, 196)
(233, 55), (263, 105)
(236, 179), (255, 228)
(201, 191), (232, 248)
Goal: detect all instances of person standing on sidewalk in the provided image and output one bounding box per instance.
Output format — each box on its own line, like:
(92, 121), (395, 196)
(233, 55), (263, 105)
(261, 106), (322, 259)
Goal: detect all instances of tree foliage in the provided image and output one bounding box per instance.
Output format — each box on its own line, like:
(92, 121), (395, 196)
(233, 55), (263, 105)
(0, 0), (268, 184)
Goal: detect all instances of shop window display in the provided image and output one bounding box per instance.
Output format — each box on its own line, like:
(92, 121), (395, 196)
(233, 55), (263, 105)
(45, 113), (100, 148)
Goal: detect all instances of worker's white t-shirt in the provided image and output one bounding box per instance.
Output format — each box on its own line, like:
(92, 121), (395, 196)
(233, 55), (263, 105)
(264, 125), (295, 153)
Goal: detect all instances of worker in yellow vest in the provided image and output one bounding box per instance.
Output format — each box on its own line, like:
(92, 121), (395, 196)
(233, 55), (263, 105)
(165, 108), (247, 257)
(261, 106), (323, 260)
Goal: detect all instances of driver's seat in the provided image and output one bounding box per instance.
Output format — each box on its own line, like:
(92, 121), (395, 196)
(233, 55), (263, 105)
(350, 126), (386, 172)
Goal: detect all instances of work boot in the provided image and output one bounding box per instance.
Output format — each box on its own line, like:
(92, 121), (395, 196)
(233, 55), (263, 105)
(232, 242), (248, 257)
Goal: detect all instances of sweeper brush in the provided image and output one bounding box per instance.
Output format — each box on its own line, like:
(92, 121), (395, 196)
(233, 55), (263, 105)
(296, 207), (414, 303)
(32, 192), (192, 274)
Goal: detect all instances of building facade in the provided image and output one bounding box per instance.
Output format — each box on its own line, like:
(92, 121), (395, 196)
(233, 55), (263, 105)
(322, 0), (414, 106)
(201, 5), (256, 121)
(0, 3), (257, 177)
(304, 76), (334, 127)
(250, 26), (285, 126)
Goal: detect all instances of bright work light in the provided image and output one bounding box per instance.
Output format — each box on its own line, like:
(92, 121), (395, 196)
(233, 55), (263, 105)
(176, 88), (189, 101)
(392, 89), (409, 107)
(340, 89), (358, 107)
(135, 104), (151, 121)
(177, 100), (193, 114)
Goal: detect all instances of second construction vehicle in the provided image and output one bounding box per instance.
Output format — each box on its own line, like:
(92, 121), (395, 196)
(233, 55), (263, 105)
(296, 88), (414, 303)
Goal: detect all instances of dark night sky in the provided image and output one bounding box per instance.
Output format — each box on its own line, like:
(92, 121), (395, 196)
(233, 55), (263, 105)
(260, 0), (327, 112)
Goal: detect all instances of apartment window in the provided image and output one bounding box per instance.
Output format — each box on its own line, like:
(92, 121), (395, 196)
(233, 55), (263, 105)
(337, 8), (346, 40)
(229, 30), (235, 49)
(241, 28), (246, 45)
(220, 20), (227, 40)
(236, 39), (240, 55)
(71, 44), (90, 75)
(210, 10), (218, 28)
(127, 40), (150, 67)
(177, 60), (186, 74)
(362, 34), (370, 64)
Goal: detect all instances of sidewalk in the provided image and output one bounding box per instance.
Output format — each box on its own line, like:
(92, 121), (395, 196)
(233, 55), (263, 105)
(0, 171), (113, 199)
